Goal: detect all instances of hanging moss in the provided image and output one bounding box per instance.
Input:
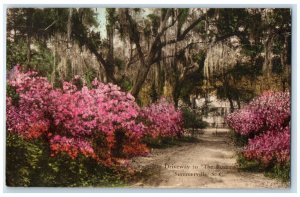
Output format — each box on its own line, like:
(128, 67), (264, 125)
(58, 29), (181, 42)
(204, 42), (240, 80)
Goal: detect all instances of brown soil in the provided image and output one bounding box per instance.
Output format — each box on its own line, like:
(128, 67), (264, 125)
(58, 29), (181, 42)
(128, 128), (289, 188)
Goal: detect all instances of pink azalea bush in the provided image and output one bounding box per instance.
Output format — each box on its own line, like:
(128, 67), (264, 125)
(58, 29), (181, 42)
(6, 67), (148, 165)
(225, 108), (265, 136)
(6, 66), (184, 166)
(226, 91), (290, 165)
(140, 98), (184, 138)
(226, 91), (290, 136)
(49, 135), (97, 160)
(50, 79), (145, 138)
(7, 67), (51, 139)
(49, 78), (149, 164)
(243, 126), (290, 165)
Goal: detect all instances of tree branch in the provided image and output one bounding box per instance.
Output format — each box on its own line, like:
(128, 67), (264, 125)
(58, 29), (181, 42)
(72, 20), (116, 82)
(148, 9), (174, 61)
(151, 41), (203, 65)
(159, 15), (206, 48)
(124, 9), (146, 66)
(44, 20), (57, 31)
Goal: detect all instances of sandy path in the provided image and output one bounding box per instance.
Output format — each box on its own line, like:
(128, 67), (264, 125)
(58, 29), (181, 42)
(129, 128), (288, 188)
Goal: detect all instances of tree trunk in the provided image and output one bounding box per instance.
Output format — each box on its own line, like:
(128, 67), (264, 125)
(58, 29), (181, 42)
(262, 34), (273, 77)
(129, 8), (204, 98)
(280, 34), (290, 91)
(155, 44), (164, 97)
(172, 80), (182, 108)
(71, 16), (117, 83)
(130, 64), (151, 98)
(237, 95), (241, 109)
(228, 95), (234, 113)
(26, 34), (31, 68)
(51, 41), (56, 85)
(107, 22), (115, 78)
(25, 9), (34, 70)
(67, 9), (73, 44)
(224, 78), (234, 113)
(171, 41), (181, 108)
(82, 37), (116, 83)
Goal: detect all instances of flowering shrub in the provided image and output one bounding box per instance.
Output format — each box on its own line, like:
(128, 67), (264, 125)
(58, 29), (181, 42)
(226, 91), (290, 166)
(6, 66), (184, 166)
(140, 98), (184, 138)
(50, 80), (145, 137)
(226, 108), (264, 136)
(6, 66), (149, 165)
(226, 91), (290, 136)
(7, 67), (51, 139)
(243, 126), (290, 165)
(49, 79), (149, 164)
(49, 135), (97, 160)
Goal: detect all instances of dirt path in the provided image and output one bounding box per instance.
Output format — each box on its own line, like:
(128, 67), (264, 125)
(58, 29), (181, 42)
(129, 128), (288, 188)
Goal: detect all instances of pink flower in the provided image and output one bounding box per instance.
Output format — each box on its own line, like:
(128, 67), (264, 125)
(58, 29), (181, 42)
(140, 98), (183, 138)
(6, 66), (151, 164)
(226, 91), (290, 166)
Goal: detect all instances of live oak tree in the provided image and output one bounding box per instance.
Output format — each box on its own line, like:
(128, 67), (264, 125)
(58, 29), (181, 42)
(7, 8), (291, 106)
(202, 8), (291, 111)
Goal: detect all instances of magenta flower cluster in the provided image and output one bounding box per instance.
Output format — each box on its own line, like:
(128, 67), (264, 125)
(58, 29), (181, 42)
(140, 98), (183, 138)
(6, 66), (184, 165)
(7, 68), (52, 139)
(226, 91), (290, 135)
(244, 126), (290, 165)
(226, 91), (290, 165)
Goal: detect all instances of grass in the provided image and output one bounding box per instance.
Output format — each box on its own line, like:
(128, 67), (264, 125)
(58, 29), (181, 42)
(236, 152), (290, 183)
(265, 163), (291, 183)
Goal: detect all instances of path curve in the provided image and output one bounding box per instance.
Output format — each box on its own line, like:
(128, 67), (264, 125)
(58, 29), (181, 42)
(129, 128), (288, 188)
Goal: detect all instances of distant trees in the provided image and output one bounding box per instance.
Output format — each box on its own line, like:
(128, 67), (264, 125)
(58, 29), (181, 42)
(7, 8), (291, 107)
(7, 8), (101, 84)
(202, 8), (291, 111)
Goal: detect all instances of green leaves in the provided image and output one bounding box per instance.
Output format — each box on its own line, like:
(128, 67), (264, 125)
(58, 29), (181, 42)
(182, 107), (208, 129)
(6, 133), (127, 187)
(6, 134), (44, 186)
(178, 8), (189, 26)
